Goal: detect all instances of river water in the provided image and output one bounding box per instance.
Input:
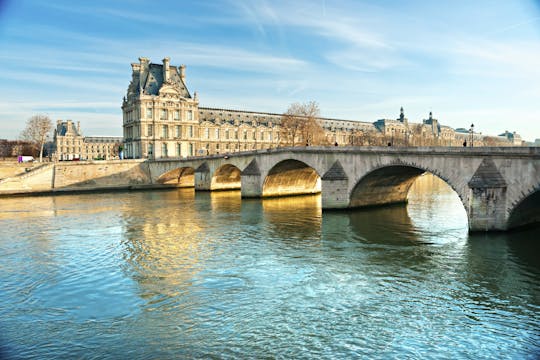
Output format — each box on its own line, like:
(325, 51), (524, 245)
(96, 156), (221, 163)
(0, 175), (539, 359)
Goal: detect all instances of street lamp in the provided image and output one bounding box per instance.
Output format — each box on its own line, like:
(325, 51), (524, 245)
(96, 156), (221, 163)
(469, 123), (475, 147)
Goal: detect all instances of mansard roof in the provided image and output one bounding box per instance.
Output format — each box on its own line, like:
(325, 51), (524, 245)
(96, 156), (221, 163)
(55, 120), (81, 137)
(129, 58), (191, 99)
(141, 63), (190, 98)
(198, 106), (377, 131)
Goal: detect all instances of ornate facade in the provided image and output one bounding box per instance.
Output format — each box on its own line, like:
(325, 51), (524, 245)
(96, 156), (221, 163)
(122, 57), (523, 159)
(53, 120), (122, 160)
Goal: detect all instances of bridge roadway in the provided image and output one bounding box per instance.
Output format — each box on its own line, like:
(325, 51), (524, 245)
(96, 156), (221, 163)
(147, 146), (540, 232)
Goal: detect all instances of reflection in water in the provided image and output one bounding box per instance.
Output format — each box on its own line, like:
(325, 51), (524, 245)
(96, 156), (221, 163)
(0, 175), (538, 359)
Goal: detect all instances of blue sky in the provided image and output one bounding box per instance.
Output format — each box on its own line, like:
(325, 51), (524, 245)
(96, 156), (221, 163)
(1, 0), (539, 141)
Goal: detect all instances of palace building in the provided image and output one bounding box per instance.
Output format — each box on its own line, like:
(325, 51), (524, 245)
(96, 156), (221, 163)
(122, 57), (522, 159)
(53, 120), (122, 161)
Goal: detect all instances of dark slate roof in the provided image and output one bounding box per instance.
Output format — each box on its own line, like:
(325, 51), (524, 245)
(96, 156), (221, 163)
(140, 64), (191, 98)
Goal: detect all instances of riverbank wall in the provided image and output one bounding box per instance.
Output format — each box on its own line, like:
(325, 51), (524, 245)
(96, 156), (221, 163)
(0, 160), (161, 196)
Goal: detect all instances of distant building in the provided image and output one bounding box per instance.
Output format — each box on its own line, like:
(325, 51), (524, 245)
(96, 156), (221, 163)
(498, 131), (524, 146)
(53, 120), (123, 160)
(122, 57), (524, 159)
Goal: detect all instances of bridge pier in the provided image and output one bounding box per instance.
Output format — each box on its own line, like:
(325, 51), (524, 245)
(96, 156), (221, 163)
(321, 161), (350, 209)
(468, 187), (508, 231)
(194, 162), (212, 191)
(467, 158), (508, 231)
(241, 160), (263, 198)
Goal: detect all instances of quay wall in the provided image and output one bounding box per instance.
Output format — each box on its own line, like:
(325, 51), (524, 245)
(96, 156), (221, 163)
(0, 160), (155, 196)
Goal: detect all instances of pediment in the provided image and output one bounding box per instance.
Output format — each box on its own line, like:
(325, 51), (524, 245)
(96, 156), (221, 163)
(158, 84), (181, 97)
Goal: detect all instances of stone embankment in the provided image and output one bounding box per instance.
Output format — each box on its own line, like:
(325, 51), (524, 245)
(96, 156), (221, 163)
(0, 160), (157, 196)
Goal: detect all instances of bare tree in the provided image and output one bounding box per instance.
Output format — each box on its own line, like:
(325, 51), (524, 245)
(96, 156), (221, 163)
(279, 101), (327, 147)
(20, 114), (53, 162)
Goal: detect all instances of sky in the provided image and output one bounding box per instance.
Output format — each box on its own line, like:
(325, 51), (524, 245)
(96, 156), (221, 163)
(0, 0), (539, 141)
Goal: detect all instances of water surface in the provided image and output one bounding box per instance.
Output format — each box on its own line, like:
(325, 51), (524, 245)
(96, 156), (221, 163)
(1, 175), (539, 359)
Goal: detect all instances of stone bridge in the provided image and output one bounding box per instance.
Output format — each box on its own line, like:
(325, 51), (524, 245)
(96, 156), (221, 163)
(147, 146), (540, 232)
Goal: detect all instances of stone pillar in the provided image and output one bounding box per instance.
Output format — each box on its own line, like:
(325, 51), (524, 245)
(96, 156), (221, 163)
(467, 158), (508, 231)
(321, 160), (349, 209)
(241, 159), (263, 198)
(194, 162), (212, 191)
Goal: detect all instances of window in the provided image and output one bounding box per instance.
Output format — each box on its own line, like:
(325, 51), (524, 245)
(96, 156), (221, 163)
(215, 128), (220, 139)
(160, 109), (168, 120)
(225, 130), (229, 140)
(269, 132), (273, 141)
(186, 110), (193, 121)
(162, 125), (168, 139)
(234, 130), (238, 139)
(243, 130), (247, 140)
(162, 143), (168, 157)
(174, 110), (180, 120)
(253, 131), (256, 140)
(175, 125), (181, 138)
(147, 125), (153, 137)
(216, 143), (220, 150)
(204, 128), (210, 139)
(188, 143), (193, 156)
(176, 143), (181, 157)
(146, 108), (152, 119)
(148, 143), (153, 156)
(260, 130), (265, 141)
(188, 125), (193, 138)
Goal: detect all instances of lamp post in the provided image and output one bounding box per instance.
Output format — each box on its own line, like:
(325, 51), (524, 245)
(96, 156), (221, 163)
(469, 123), (475, 147)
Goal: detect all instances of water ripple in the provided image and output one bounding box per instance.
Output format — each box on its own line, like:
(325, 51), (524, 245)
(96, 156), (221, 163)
(0, 180), (539, 359)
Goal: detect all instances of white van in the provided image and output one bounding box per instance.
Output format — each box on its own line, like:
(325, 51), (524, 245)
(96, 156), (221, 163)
(19, 156), (35, 163)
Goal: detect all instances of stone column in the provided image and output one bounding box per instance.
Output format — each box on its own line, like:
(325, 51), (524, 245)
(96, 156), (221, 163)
(194, 162), (212, 191)
(321, 160), (349, 209)
(241, 159), (263, 198)
(467, 158), (508, 231)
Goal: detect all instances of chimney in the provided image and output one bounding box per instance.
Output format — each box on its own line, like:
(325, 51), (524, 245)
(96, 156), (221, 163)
(163, 57), (170, 82)
(77, 121), (81, 134)
(180, 64), (186, 81)
(139, 57), (150, 74)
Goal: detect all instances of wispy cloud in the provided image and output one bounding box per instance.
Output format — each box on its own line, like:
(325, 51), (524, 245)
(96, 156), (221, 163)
(0, 70), (125, 93)
(37, 2), (188, 27)
(450, 39), (540, 78)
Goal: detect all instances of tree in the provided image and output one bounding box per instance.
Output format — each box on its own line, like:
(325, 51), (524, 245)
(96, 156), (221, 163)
(20, 114), (53, 162)
(112, 141), (123, 159)
(279, 101), (327, 147)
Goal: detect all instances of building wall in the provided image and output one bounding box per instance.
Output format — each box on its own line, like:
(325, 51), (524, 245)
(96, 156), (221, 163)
(53, 120), (123, 160)
(123, 57), (523, 159)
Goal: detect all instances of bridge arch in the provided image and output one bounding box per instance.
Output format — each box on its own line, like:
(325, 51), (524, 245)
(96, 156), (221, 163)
(157, 166), (195, 187)
(507, 186), (540, 229)
(263, 159), (321, 197)
(349, 163), (468, 220)
(211, 163), (242, 190)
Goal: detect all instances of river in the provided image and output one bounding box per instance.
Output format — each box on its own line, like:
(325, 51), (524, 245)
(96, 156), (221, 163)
(0, 174), (538, 359)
